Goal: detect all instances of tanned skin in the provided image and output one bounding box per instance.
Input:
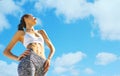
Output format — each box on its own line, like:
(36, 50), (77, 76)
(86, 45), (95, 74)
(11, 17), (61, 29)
(3, 14), (55, 74)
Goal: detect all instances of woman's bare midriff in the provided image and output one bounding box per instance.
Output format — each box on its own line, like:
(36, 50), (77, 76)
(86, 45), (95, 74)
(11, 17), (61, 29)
(26, 43), (46, 60)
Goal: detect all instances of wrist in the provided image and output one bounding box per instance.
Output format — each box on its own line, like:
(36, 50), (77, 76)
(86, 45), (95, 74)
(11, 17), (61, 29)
(47, 58), (51, 60)
(16, 57), (20, 61)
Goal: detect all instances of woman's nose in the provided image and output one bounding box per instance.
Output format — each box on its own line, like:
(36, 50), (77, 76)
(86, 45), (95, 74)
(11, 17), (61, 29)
(33, 17), (36, 20)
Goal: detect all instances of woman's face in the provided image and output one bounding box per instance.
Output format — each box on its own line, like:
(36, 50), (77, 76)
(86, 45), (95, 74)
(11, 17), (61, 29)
(24, 14), (37, 26)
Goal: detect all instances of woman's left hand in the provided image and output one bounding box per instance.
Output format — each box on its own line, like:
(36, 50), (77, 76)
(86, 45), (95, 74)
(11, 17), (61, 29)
(43, 59), (50, 74)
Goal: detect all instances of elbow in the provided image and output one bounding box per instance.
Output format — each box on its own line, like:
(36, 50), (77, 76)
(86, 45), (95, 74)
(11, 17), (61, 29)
(52, 46), (55, 53)
(3, 50), (7, 56)
(49, 45), (55, 53)
(53, 47), (55, 52)
(47, 41), (55, 53)
(3, 49), (10, 57)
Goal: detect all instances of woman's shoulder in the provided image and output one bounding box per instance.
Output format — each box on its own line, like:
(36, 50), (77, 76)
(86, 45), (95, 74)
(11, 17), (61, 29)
(16, 30), (25, 35)
(37, 29), (46, 33)
(16, 30), (25, 43)
(14, 30), (25, 38)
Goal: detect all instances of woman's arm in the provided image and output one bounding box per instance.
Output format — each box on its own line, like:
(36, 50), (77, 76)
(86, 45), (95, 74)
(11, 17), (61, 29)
(38, 29), (55, 74)
(3, 31), (23, 61)
(38, 30), (55, 60)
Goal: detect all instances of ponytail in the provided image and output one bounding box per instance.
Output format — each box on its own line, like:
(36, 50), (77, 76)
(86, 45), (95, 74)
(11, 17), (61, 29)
(18, 22), (24, 31)
(18, 14), (29, 31)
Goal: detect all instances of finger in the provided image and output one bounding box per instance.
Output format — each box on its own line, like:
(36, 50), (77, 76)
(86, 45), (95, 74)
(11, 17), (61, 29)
(21, 51), (30, 56)
(19, 56), (24, 60)
(44, 65), (48, 71)
(44, 62), (50, 70)
(43, 61), (47, 68)
(25, 50), (30, 53)
(45, 63), (49, 69)
(24, 51), (30, 55)
(18, 56), (24, 60)
(18, 52), (29, 61)
(43, 69), (48, 74)
(43, 67), (49, 73)
(21, 53), (28, 58)
(22, 54), (27, 57)
(23, 52), (30, 56)
(19, 56), (25, 60)
(43, 63), (48, 71)
(43, 70), (47, 75)
(43, 64), (50, 72)
(23, 53), (29, 56)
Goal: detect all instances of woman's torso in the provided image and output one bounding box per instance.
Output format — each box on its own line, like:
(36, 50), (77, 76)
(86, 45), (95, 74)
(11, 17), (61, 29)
(19, 30), (46, 60)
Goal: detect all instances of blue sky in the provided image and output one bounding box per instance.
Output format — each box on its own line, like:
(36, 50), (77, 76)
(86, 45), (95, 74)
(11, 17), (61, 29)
(0, 0), (120, 76)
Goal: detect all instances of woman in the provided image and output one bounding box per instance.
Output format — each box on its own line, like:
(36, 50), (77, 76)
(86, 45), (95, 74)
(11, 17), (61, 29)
(3, 14), (55, 76)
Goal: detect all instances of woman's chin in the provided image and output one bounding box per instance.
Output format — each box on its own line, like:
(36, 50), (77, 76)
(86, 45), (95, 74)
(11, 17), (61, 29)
(32, 22), (37, 26)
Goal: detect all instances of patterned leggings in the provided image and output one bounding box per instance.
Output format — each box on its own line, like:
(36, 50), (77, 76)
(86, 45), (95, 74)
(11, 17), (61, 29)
(17, 49), (46, 76)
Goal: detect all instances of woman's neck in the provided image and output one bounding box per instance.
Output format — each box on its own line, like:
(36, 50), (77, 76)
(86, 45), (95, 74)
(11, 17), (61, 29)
(25, 22), (35, 32)
(26, 27), (34, 32)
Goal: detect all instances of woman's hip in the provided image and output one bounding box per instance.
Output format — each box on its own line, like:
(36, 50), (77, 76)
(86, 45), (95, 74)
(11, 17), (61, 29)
(18, 49), (46, 68)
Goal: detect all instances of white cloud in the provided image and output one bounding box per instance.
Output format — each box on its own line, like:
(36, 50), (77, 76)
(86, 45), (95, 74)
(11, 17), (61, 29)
(16, 0), (36, 6)
(0, 60), (18, 76)
(84, 68), (94, 75)
(34, 0), (120, 40)
(0, 0), (22, 32)
(34, 0), (92, 23)
(54, 0), (92, 23)
(35, 0), (48, 12)
(1, 0), (120, 40)
(53, 51), (86, 76)
(95, 52), (118, 65)
(113, 74), (120, 76)
(0, 14), (10, 32)
(16, 0), (27, 6)
(0, 0), (22, 14)
(92, 0), (120, 40)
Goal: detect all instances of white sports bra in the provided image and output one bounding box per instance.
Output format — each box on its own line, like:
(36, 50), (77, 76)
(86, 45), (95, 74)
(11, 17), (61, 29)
(23, 30), (44, 48)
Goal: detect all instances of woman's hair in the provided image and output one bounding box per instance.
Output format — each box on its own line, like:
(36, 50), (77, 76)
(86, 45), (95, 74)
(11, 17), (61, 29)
(18, 14), (30, 31)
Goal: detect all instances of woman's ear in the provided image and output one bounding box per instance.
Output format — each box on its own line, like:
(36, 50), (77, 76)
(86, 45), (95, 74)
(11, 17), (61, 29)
(23, 17), (27, 23)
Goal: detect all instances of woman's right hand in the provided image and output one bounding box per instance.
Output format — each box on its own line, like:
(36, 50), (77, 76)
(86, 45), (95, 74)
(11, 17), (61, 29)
(17, 50), (30, 61)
